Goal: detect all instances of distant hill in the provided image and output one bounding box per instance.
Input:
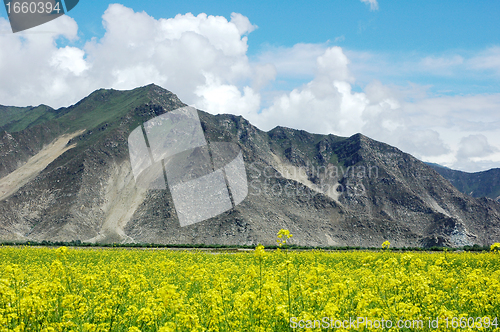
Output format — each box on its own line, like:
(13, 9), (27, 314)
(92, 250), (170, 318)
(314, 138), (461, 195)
(1, 84), (500, 248)
(426, 163), (500, 202)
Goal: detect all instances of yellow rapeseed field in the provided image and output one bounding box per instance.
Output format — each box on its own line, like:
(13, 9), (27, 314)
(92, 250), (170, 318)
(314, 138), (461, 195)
(0, 244), (499, 332)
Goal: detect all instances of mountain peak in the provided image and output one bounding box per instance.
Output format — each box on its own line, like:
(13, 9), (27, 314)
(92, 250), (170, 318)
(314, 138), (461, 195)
(1, 85), (500, 248)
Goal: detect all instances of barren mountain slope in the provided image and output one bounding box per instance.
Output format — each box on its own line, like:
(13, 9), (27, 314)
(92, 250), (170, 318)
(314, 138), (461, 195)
(428, 163), (500, 201)
(1, 84), (499, 247)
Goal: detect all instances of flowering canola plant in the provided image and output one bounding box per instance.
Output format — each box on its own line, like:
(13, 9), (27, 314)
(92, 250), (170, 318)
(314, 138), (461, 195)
(0, 246), (500, 331)
(277, 229), (293, 247)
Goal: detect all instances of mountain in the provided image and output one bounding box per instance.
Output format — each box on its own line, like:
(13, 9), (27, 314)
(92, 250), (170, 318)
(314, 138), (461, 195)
(1, 84), (500, 247)
(427, 163), (500, 202)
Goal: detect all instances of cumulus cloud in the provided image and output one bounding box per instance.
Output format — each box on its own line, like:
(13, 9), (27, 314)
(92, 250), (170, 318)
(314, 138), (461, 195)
(457, 135), (498, 160)
(0, 4), (261, 110)
(194, 73), (260, 118)
(84, 5), (257, 105)
(399, 130), (451, 157)
(251, 46), (500, 172)
(50, 47), (89, 75)
(316, 47), (354, 83)
(0, 4), (499, 172)
(359, 81), (500, 170)
(451, 135), (500, 171)
(0, 15), (87, 107)
(253, 47), (367, 135)
(229, 13), (257, 35)
(251, 63), (277, 91)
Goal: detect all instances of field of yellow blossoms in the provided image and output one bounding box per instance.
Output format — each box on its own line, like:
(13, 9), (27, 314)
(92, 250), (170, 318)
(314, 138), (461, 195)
(1, 244), (500, 332)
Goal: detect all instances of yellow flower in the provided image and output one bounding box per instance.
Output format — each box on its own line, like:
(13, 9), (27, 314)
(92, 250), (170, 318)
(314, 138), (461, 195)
(56, 246), (69, 254)
(128, 327), (141, 332)
(255, 244), (266, 258)
(2, 240), (500, 331)
(381, 240), (391, 249)
(490, 242), (500, 252)
(277, 229), (293, 247)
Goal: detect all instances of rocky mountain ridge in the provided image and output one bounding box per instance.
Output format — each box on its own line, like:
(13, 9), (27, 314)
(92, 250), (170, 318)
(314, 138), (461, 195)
(1, 84), (499, 247)
(427, 163), (500, 202)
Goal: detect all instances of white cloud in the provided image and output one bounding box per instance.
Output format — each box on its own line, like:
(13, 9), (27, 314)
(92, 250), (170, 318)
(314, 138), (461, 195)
(0, 4), (499, 172)
(419, 55), (464, 75)
(360, 0), (379, 11)
(230, 13), (257, 35)
(251, 63), (277, 90)
(0, 15), (87, 107)
(347, 48), (500, 88)
(256, 43), (327, 79)
(316, 47), (354, 83)
(359, 84), (500, 171)
(0, 5), (260, 109)
(83, 5), (256, 104)
(250, 46), (500, 172)
(253, 47), (367, 136)
(468, 46), (500, 75)
(457, 134), (498, 160)
(451, 134), (500, 171)
(194, 73), (260, 118)
(50, 47), (89, 75)
(399, 130), (451, 157)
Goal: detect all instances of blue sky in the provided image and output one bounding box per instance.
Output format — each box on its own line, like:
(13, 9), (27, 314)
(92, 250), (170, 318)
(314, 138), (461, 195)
(33, 0), (499, 53)
(0, 0), (499, 172)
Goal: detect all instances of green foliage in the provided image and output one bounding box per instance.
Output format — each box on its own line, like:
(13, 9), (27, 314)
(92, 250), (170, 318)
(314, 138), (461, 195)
(0, 86), (151, 135)
(0, 240), (491, 252)
(0, 105), (59, 132)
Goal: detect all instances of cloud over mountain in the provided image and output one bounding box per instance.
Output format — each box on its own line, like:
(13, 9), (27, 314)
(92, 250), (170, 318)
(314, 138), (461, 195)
(0, 4), (499, 172)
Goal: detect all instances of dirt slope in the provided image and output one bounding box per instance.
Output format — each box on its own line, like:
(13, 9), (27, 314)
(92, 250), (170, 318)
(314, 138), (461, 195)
(0, 130), (85, 201)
